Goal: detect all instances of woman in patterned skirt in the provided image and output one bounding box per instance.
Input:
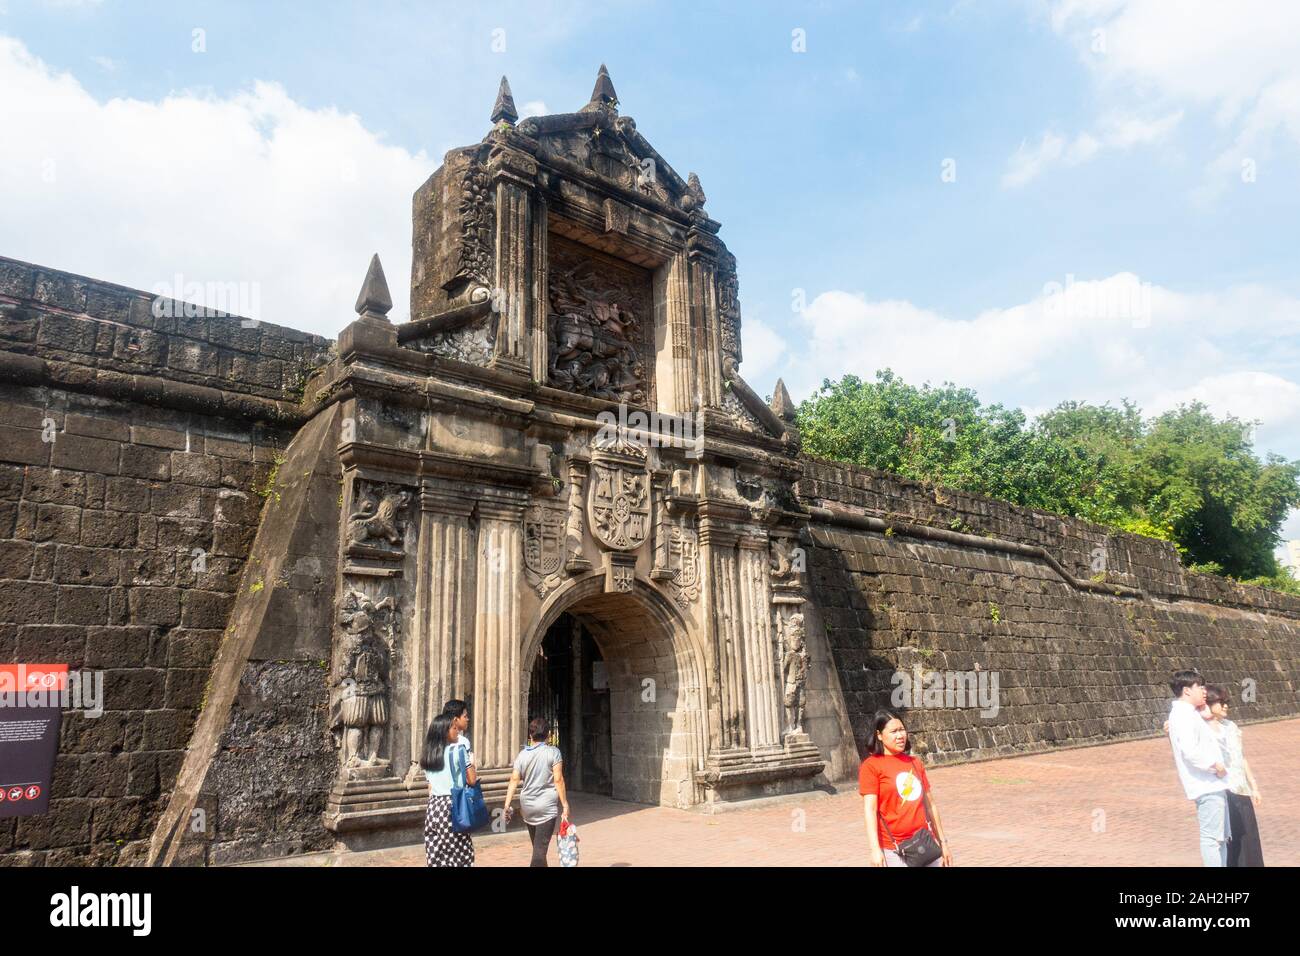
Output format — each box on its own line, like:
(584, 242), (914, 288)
(421, 700), (476, 867)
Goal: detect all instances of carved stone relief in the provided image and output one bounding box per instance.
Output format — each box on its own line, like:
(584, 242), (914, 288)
(523, 498), (566, 598)
(667, 525), (700, 608)
(347, 483), (412, 560)
(449, 161), (494, 291)
(770, 538), (800, 584)
(547, 235), (653, 405)
(717, 250), (741, 365)
(410, 319), (494, 365)
(563, 457), (592, 572)
(779, 611), (807, 735)
(331, 588), (397, 776)
(722, 389), (765, 435)
(588, 460), (650, 551)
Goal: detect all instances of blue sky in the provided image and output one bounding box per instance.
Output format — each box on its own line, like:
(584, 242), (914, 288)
(3, 0), (1300, 541)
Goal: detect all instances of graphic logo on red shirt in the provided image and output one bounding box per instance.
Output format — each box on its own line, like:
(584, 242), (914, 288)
(895, 770), (924, 802)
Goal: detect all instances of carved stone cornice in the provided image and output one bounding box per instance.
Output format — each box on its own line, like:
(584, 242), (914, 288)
(418, 483), (478, 517)
(685, 225), (721, 263)
(476, 498), (527, 522)
(698, 523), (740, 549)
(487, 143), (539, 188)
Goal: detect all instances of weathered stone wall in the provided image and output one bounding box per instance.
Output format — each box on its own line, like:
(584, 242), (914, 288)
(797, 458), (1300, 769)
(0, 257), (329, 865)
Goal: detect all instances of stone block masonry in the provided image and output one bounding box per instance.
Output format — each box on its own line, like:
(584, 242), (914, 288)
(0, 257), (330, 866)
(797, 458), (1300, 768)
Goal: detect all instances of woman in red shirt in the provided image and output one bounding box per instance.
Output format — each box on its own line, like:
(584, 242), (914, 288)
(860, 709), (953, 867)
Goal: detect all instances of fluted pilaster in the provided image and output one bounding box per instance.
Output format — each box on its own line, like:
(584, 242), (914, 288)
(702, 521), (745, 749)
(665, 251), (694, 413)
(738, 537), (781, 750)
(409, 491), (476, 773)
(488, 145), (535, 376)
(473, 501), (524, 768)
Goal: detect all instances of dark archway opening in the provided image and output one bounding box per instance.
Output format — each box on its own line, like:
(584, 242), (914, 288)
(527, 612), (612, 796)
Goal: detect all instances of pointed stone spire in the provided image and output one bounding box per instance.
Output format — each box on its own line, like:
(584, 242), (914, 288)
(583, 63), (618, 112)
(491, 75), (518, 126)
(683, 171), (707, 212)
(771, 378), (797, 423)
(354, 254), (392, 321)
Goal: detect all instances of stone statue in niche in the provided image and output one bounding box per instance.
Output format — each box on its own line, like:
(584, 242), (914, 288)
(546, 236), (652, 405)
(348, 485), (412, 553)
(332, 589), (397, 772)
(780, 611), (808, 735)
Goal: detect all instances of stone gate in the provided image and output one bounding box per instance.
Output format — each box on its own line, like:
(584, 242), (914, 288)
(149, 67), (827, 858)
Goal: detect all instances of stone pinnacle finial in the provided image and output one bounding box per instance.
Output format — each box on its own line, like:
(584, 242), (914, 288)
(684, 172), (707, 211)
(771, 378), (797, 423)
(355, 254), (393, 320)
(585, 63), (618, 111)
(491, 75), (518, 125)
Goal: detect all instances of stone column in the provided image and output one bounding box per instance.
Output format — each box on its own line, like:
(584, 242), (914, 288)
(738, 536), (782, 751)
(488, 144), (536, 377)
(663, 251), (695, 414)
(686, 227), (722, 408)
(650, 469), (672, 579)
(473, 499), (524, 769)
(700, 516), (746, 750)
(409, 488), (476, 777)
(531, 194), (550, 385)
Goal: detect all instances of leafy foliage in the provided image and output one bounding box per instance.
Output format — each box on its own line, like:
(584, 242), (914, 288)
(798, 370), (1300, 587)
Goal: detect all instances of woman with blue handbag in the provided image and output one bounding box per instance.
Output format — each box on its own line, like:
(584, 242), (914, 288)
(421, 700), (478, 867)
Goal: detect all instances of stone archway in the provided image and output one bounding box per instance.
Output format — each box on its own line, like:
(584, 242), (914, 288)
(520, 575), (709, 808)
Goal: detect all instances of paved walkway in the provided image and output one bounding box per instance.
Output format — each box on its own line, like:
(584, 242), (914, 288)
(259, 719), (1300, 867)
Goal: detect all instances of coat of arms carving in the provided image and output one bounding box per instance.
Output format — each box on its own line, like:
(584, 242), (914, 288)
(588, 460), (650, 551)
(667, 525), (700, 607)
(523, 500), (566, 597)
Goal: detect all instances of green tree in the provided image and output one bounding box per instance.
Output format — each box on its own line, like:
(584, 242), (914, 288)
(1136, 404), (1300, 578)
(797, 372), (1300, 585)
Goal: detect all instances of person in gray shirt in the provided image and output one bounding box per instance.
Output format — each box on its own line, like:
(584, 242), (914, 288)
(503, 717), (572, 867)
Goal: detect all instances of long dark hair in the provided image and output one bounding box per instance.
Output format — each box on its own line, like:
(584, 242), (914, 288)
(867, 708), (911, 757)
(420, 713), (455, 772)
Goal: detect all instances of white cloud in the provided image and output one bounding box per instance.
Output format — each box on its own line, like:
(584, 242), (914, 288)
(759, 273), (1300, 462)
(0, 35), (430, 332)
(1047, 0), (1300, 193)
(1002, 110), (1182, 187)
(519, 99), (549, 118)
(1149, 371), (1300, 437)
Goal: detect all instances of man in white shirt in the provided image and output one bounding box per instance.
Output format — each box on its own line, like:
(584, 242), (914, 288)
(1166, 670), (1231, 866)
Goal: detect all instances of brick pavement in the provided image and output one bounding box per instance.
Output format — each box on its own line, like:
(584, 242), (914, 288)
(251, 718), (1299, 867)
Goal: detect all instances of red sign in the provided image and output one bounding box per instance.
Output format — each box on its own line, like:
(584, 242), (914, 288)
(0, 663), (69, 692)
